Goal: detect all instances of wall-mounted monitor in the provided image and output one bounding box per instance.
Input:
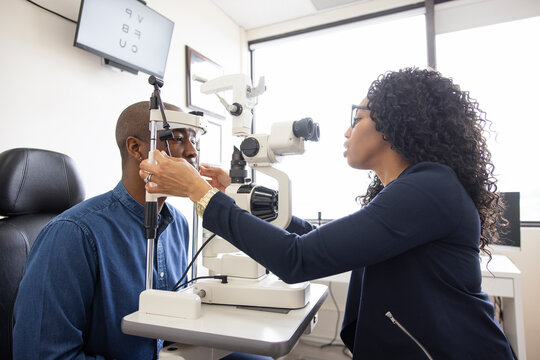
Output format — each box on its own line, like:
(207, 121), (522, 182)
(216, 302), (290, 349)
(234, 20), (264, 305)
(495, 192), (521, 250)
(74, 0), (174, 78)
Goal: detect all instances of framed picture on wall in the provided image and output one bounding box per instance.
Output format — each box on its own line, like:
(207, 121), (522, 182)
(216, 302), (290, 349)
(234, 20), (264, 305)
(186, 46), (225, 119)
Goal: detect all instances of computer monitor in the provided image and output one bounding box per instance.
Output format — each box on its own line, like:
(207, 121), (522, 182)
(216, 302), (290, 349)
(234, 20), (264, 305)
(495, 192), (521, 250)
(74, 0), (174, 78)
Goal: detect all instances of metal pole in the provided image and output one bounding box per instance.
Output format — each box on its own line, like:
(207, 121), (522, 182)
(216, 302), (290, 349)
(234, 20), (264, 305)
(145, 118), (159, 290)
(191, 138), (201, 282)
(425, 0), (437, 70)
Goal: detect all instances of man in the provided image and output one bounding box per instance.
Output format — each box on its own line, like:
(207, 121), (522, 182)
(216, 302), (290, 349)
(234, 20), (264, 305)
(13, 101), (198, 359)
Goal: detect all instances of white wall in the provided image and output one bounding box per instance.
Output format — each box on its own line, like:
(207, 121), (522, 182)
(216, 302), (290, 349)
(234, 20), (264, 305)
(497, 229), (540, 360)
(0, 0), (245, 210)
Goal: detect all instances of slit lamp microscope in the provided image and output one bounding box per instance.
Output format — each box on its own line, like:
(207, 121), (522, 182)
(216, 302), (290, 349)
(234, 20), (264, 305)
(138, 74), (320, 320)
(193, 74), (320, 309)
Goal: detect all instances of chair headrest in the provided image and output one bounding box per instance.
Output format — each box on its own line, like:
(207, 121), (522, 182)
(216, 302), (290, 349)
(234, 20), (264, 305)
(0, 148), (85, 216)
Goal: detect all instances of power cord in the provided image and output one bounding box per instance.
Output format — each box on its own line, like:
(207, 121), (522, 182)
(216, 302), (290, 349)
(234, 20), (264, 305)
(320, 281), (340, 348)
(175, 275), (228, 290)
(171, 233), (216, 291)
(304, 281), (352, 358)
(26, 0), (77, 23)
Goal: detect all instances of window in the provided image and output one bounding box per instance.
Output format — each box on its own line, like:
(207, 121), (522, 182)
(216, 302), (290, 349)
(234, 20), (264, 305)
(436, 16), (540, 221)
(251, 12), (427, 220)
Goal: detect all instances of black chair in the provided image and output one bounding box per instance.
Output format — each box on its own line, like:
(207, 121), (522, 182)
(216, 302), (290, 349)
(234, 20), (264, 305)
(0, 148), (85, 360)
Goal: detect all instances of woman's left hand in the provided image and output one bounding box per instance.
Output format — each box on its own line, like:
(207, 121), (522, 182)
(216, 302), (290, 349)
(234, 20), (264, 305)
(200, 164), (231, 192)
(139, 150), (211, 202)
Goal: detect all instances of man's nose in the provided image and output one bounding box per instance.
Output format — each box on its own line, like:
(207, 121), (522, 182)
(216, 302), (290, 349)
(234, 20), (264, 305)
(184, 140), (198, 159)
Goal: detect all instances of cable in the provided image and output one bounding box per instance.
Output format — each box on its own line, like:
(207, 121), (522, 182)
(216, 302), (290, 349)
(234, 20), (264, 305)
(174, 275), (228, 290)
(308, 281), (352, 358)
(320, 281), (341, 348)
(26, 0), (77, 23)
(171, 233), (216, 291)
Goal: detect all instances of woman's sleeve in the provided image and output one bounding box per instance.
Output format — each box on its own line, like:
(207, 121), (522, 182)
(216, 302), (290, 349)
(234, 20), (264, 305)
(286, 216), (316, 235)
(203, 171), (462, 283)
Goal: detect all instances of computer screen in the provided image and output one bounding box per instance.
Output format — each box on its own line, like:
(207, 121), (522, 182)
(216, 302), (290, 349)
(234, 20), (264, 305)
(74, 0), (174, 78)
(497, 192), (521, 249)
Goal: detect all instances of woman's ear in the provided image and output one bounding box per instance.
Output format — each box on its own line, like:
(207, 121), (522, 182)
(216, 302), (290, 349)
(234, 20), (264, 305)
(126, 136), (147, 161)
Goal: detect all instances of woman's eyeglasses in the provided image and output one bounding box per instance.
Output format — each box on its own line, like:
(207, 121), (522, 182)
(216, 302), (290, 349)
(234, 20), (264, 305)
(351, 104), (369, 128)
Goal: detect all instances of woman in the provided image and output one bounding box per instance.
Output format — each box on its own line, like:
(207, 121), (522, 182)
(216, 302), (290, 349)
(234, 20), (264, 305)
(140, 68), (513, 359)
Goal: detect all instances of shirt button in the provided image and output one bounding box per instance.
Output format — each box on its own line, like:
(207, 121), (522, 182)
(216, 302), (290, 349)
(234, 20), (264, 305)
(160, 272), (164, 278)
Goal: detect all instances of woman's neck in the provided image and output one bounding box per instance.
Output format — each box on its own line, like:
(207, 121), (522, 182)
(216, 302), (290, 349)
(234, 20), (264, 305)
(373, 153), (411, 186)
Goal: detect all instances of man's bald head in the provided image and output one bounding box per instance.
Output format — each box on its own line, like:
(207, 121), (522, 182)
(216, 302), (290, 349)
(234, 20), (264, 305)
(115, 101), (181, 166)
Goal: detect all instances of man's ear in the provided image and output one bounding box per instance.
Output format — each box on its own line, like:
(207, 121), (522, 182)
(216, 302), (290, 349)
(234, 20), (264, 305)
(126, 136), (147, 161)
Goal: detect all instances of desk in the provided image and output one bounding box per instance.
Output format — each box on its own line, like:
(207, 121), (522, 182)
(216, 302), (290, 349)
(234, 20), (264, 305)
(481, 254), (526, 360)
(122, 283), (328, 358)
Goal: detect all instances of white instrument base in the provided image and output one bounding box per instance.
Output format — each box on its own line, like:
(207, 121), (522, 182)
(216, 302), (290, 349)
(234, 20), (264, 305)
(194, 274), (310, 309)
(139, 289), (201, 319)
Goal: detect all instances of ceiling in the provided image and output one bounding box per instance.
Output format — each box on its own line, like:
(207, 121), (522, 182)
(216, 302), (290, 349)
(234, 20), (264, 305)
(211, 0), (373, 30)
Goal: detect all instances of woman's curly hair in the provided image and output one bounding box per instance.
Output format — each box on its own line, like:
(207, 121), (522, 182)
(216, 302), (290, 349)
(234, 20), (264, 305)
(360, 67), (504, 255)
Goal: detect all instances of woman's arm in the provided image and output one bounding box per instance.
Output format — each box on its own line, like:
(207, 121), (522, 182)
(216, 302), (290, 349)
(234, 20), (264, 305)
(141, 152), (462, 283)
(202, 169), (461, 283)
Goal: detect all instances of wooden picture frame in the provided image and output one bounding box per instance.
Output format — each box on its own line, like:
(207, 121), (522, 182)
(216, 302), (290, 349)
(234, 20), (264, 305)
(186, 46), (225, 119)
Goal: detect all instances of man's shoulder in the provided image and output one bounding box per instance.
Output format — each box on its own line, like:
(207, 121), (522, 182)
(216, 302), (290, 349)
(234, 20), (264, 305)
(164, 203), (189, 228)
(54, 190), (118, 224)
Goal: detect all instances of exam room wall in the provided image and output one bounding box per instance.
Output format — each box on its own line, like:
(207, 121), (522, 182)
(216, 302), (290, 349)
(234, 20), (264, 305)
(0, 0), (244, 220)
(497, 228), (540, 360)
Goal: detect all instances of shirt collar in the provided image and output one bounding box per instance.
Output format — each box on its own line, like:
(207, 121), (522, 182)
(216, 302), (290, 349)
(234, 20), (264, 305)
(112, 182), (174, 230)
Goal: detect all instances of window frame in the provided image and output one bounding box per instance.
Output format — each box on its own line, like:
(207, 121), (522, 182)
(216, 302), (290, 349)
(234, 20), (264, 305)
(248, 0), (540, 225)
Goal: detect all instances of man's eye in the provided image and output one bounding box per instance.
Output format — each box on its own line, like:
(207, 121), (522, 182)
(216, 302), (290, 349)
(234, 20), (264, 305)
(172, 136), (184, 142)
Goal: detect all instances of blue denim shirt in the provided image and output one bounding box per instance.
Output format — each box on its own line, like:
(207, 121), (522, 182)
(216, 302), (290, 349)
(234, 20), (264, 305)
(13, 182), (190, 359)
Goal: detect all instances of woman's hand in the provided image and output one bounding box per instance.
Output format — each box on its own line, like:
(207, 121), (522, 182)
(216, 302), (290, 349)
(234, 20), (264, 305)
(139, 150), (211, 202)
(199, 164), (231, 192)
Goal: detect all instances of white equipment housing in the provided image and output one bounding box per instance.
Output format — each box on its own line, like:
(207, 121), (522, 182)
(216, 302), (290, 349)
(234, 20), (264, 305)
(200, 74), (265, 136)
(189, 74), (318, 310)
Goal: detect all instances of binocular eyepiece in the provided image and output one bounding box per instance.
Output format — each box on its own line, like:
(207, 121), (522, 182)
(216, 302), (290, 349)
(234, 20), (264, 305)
(230, 146), (248, 183)
(293, 118), (320, 142)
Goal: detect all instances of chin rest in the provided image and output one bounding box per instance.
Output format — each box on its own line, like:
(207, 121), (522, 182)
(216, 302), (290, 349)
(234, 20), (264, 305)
(0, 148), (85, 360)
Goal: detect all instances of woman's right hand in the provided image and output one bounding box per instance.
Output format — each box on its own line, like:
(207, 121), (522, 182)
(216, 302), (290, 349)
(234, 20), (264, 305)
(140, 150), (211, 202)
(199, 164), (231, 192)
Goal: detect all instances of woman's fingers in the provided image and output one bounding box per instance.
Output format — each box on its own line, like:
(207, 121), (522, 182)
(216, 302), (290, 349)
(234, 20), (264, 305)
(139, 150), (211, 199)
(199, 164), (231, 192)
(199, 164), (217, 177)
